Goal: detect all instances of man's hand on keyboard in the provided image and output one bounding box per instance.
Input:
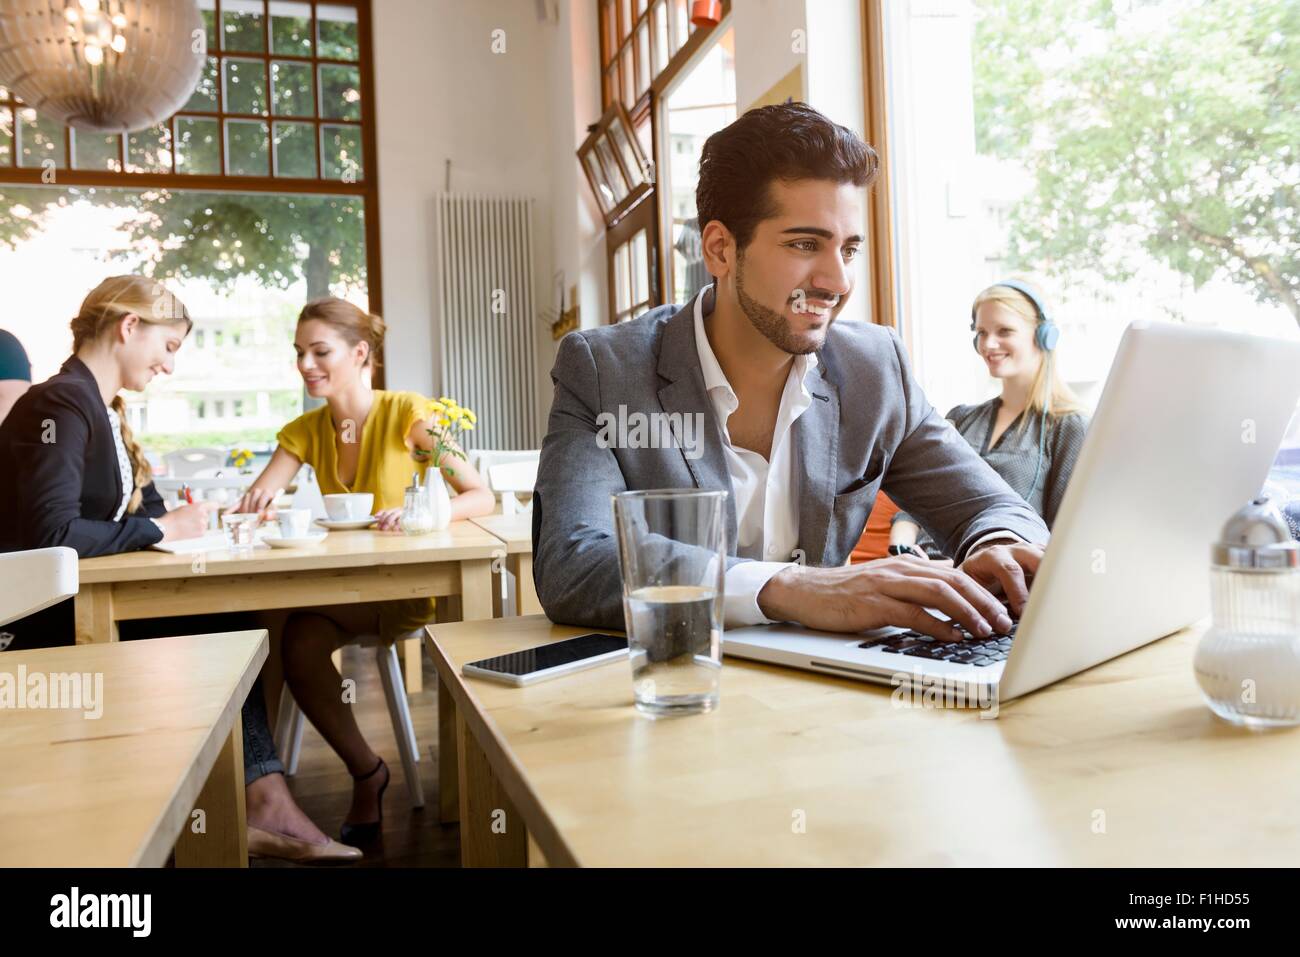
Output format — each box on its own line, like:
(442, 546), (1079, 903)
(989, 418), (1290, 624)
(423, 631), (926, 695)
(757, 556), (1016, 643)
(959, 541), (1044, 618)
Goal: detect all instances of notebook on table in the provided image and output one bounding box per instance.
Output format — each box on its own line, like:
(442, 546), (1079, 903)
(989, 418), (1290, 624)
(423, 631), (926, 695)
(149, 531), (269, 554)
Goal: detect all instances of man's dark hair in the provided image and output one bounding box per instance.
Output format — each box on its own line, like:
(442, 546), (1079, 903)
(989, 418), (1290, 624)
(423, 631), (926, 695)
(695, 102), (880, 252)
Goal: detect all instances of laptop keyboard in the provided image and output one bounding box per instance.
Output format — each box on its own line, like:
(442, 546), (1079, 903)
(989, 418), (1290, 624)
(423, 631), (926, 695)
(859, 621), (1018, 667)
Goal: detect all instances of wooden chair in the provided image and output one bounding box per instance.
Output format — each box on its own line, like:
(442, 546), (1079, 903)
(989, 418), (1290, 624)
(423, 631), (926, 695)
(273, 629), (425, 808)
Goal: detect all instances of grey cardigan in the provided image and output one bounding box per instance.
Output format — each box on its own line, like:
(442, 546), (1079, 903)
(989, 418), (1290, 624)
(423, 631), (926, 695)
(894, 397), (1089, 554)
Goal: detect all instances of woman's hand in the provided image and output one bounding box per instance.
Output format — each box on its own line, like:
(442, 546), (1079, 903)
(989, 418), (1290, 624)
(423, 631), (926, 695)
(156, 502), (215, 542)
(373, 507), (403, 532)
(231, 486), (283, 519)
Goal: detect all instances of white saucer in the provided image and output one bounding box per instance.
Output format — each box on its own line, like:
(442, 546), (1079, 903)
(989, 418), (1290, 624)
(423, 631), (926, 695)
(265, 529), (330, 548)
(315, 516), (377, 530)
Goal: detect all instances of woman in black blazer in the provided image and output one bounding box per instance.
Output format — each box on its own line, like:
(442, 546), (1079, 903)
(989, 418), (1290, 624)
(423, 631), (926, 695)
(0, 276), (359, 863)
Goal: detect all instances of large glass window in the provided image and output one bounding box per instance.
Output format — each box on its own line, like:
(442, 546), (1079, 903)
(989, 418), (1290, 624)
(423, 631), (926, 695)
(880, 0), (1299, 496)
(0, 0), (367, 183)
(883, 0), (1298, 415)
(0, 186), (367, 460)
(0, 1), (375, 471)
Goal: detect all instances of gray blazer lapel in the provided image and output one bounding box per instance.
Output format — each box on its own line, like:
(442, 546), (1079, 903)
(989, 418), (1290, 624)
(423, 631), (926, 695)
(793, 364), (840, 565)
(655, 293), (739, 549)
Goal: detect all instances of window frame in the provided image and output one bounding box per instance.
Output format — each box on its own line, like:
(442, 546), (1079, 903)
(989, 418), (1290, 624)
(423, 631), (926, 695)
(593, 0), (731, 320)
(0, 0), (385, 380)
(861, 0), (898, 333)
(577, 102), (654, 229)
(605, 189), (660, 324)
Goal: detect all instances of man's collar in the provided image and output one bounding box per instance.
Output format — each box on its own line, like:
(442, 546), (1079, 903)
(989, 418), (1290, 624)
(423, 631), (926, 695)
(693, 285), (731, 395)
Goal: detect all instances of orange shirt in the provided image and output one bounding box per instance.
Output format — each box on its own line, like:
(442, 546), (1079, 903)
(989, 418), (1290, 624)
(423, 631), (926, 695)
(850, 492), (901, 563)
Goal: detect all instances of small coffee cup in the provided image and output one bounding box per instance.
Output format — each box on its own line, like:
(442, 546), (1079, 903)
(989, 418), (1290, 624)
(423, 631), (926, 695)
(324, 493), (374, 521)
(277, 508), (312, 538)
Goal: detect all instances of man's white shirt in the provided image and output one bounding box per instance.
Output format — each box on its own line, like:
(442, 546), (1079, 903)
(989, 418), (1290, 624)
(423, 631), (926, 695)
(691, 287), (1023, 628)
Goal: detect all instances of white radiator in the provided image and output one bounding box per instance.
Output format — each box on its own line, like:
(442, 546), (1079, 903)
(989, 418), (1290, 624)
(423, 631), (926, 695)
(434, 193), (540, 450)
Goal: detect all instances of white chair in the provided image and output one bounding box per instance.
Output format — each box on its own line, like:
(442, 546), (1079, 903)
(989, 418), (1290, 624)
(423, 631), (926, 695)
(487, 457), (538, 515)
(470, 449), (540, 510)
(163, 447), (227, 478)
(0, 547), (79, 649)
(467, 448), (538, 474)
(273, 630), (425, 808)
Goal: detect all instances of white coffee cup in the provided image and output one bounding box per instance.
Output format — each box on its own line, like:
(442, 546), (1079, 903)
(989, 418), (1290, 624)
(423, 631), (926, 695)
(324, 493), (374, 521)
(277, 508), (312, 538)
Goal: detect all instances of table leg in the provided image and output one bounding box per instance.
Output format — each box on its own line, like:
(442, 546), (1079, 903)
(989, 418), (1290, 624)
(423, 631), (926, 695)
(175, 718), (248, 868)
(527, 831), (548, 868)
(438, 676), (459, 823)
(74, 583), (118, 644)
(511, 554), (543, 617)
(403, 636), (423, 694)
(459, 558), (494, 621)
(491, 566), (505, 618)
(435, 559), (493, 824)
(456, 709), (527, 867)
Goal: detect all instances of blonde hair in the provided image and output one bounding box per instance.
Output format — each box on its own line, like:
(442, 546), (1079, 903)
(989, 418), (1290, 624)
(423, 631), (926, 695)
(297, 298), (386, 370)
(972, 281), (1085, 435)
(70, 276), (192, 514)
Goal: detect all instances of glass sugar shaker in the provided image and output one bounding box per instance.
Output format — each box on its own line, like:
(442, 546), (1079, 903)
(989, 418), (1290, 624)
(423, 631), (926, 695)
(1193, 497), (1300, 728)
(400, 471), (435, 536)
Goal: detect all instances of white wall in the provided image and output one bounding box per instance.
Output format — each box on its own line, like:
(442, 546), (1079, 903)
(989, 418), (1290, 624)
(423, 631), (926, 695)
(371, 0), (558, 404)
(732, 0), (806, 110)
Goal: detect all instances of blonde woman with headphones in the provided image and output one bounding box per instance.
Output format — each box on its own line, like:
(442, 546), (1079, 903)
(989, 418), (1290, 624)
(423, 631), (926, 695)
(890, 280), (1090, 559)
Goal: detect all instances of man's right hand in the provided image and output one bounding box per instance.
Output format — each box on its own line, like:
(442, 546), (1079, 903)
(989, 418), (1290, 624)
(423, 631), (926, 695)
(757, 557), (1015, 642)
(156, 502), (215, 542)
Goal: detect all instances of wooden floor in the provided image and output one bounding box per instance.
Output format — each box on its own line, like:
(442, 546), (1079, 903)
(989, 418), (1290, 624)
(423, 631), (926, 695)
(252, 643), (460, 868)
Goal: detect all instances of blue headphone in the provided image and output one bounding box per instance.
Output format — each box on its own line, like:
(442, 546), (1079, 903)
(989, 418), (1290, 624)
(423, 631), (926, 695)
(970, 279), (1059, 499)
(970, 278), (1059, 353)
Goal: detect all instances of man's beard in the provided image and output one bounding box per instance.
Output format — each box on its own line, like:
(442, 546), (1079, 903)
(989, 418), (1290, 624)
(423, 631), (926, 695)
(734, 253), (828, 356)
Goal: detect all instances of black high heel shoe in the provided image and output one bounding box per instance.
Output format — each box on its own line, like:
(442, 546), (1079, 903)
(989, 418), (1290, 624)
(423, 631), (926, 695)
(340, 757), (390, 845)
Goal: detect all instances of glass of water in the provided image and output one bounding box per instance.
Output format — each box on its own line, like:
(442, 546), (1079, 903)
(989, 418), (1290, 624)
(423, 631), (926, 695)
(221, 512), (260, 554)
(612, 489), (727, 717)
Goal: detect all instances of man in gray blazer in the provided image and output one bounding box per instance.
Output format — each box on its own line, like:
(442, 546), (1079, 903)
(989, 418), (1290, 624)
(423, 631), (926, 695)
(534, 103), (1049, 641)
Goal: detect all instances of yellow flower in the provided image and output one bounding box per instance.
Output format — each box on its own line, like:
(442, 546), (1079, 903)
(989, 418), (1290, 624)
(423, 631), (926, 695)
(461, 421), (475, 431)
(463, 409), (477, 424)
(437, 416), (451, 429)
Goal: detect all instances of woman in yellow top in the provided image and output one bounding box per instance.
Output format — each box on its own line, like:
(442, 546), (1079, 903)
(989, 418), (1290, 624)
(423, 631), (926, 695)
(235, 298), (494, 845)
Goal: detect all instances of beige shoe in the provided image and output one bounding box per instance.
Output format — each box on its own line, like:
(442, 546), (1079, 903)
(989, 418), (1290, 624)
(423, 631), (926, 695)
(247, 825), (363, 864)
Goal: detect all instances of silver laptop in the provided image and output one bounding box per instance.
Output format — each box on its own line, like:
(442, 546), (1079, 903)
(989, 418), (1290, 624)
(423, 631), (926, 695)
(723, 320), (1300, 707)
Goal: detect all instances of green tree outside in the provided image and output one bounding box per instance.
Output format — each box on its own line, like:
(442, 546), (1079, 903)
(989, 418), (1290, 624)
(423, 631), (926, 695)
(973, 0), (1298, 324)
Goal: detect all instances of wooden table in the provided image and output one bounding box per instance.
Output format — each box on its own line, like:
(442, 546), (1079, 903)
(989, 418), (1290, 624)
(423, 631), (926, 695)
(426, 615), (1300, 867)
(470, 512), (543, 617)
(75, 521), (501, 821)
(74, 522), (500, 646)
(0, 631), (266, 867)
